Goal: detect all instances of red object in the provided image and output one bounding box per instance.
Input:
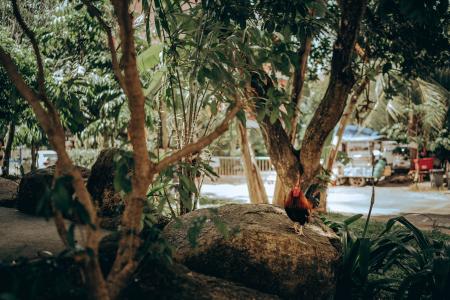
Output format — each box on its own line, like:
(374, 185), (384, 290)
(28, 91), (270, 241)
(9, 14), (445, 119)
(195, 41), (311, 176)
(412, 158), (434, 171)
(284, 186), (313, 226)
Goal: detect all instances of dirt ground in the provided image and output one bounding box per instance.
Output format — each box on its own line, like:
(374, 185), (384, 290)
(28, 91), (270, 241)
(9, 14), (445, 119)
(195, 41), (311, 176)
(0, 207), (68, 260)
(0, 177), (18, 207)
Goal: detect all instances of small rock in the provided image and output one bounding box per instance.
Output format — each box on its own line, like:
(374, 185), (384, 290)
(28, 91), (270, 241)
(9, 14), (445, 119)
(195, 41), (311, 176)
(0, 177), (18, 208)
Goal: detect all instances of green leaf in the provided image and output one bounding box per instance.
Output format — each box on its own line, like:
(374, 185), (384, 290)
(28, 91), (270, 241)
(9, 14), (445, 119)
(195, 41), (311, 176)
(256, 109), (266, 122)
(114, 158), (132, 194)
(74, 200), (92, 226)
(344, 214), (364, 226)
(358, 238), (370, 281)
(67, 223), (76, 248)
(210, 101), (217, 115)
(278, 54), (291, 75)
(137, 44), (163, 72)
(179, 175), (197, 194)
(144, 67), (167, 97)
(52, 175), (73, 215)
(197, 67), (206, 85)
(36, 186), (52, 218)
(187, 216), (207, 247)
(236, 110), (246, 127)
(270, 108), (279, 124)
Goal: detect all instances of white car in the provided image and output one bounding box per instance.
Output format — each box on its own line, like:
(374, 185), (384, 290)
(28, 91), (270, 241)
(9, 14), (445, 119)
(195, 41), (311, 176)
(37, 150), (58, 169)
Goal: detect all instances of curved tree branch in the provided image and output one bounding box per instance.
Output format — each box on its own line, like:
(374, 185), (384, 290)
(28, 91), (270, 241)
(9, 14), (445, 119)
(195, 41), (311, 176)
(289, 33), (313, 143)
(154, 103), (242, 173)
(300, 0), (368, 187)
(10, 0), (49, 105)
(81, 0), (127, 93)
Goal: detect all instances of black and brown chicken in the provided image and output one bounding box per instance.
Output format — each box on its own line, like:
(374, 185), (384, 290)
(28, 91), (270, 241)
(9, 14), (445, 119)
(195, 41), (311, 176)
(284, 183), (314, 236)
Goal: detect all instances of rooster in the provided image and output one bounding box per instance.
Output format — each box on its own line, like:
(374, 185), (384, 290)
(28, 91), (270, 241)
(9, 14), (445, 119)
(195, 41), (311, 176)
(284, 183), (313, 236)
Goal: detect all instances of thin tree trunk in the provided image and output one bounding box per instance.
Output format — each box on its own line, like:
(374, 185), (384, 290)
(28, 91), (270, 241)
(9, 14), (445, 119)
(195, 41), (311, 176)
(159, 98), (169, 150)
(102, 132), (110, 148)
(325, 77), (370, 172)
(238, 122), (268, 204)
(2, 121), (15, 176)
(408, 112), (418, 168)
(31, 142), (38, 171)
(289, 36), (312, 142)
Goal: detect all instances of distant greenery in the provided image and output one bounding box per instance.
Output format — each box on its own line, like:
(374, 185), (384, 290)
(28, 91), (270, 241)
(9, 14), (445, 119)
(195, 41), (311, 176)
(67, 149), (100, 168)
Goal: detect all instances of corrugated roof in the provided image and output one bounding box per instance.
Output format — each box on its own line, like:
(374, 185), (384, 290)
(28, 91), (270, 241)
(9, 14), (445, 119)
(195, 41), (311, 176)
(341, 125), (383, 142)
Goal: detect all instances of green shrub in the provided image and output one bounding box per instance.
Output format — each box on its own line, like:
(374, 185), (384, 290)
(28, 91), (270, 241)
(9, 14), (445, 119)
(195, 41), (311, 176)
(67, 149), (100, 168)
(324, 215), (450, 299)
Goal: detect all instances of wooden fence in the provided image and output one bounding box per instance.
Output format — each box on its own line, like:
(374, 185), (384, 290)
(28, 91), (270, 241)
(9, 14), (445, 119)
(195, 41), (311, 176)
(213, 156), (274, 176)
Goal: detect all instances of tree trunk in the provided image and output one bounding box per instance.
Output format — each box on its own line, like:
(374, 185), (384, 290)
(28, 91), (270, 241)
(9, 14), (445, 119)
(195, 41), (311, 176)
(31, 142), (38, 171)
(238, 122), (268, 204)
(258, 117), (301, 207)
(254, 0), (367, 209)
(408, 111), (418, 167)
(2, 121), (15, 176)
(299, 0), (367, 189)
(325, 77), (370, 172)
(272, 35), (312, 206)
(102, 132), (110, 148)
(289, 36), (312, 142)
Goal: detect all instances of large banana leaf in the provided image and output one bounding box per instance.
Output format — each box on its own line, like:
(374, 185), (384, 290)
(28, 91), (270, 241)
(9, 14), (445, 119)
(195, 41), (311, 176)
(137, 44), (163, 73)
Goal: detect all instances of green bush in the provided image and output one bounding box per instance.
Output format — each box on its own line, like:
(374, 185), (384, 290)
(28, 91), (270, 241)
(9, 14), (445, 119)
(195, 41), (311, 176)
(67, 149), (100, 169)
(323, 215), (450, 299)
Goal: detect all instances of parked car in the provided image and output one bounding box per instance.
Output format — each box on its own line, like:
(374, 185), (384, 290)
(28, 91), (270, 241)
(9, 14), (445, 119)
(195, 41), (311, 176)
(37, 150), (57, 169)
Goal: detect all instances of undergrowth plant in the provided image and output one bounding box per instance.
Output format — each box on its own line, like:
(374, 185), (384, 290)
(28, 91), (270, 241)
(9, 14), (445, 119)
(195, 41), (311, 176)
(323, 213), (450, 299)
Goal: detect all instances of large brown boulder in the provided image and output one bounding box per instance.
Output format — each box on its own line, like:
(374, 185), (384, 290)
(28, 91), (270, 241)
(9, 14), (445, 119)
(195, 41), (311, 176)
(98, 233), (278, 300)
(163, 204), (341, 299)
(86, 148), (126, 229)
(126, 259), (280, 300)
(16, 166), (90, 215)
(0, 177), (18, 208)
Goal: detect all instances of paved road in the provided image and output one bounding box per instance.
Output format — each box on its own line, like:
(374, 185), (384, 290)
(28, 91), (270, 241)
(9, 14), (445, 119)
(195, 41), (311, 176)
(201, 184), (450, 216)
(327, 186), (450, 215)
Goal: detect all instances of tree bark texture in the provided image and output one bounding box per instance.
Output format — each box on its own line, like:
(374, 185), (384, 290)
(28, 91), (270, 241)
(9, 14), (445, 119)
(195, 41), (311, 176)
(254, 0), (367, 207)
(2, 121), (15, 176)
(299, 0), (367, 188)
(31, 142), (37, 171)
(238, 122), (269, 204)
(271, 35), (312, 206)
(289, 36), (312, 142)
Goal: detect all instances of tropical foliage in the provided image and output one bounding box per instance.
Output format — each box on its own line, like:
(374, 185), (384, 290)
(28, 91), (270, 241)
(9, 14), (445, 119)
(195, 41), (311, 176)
(0, 0), (449, 299)
(324, 214), (450, 299)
